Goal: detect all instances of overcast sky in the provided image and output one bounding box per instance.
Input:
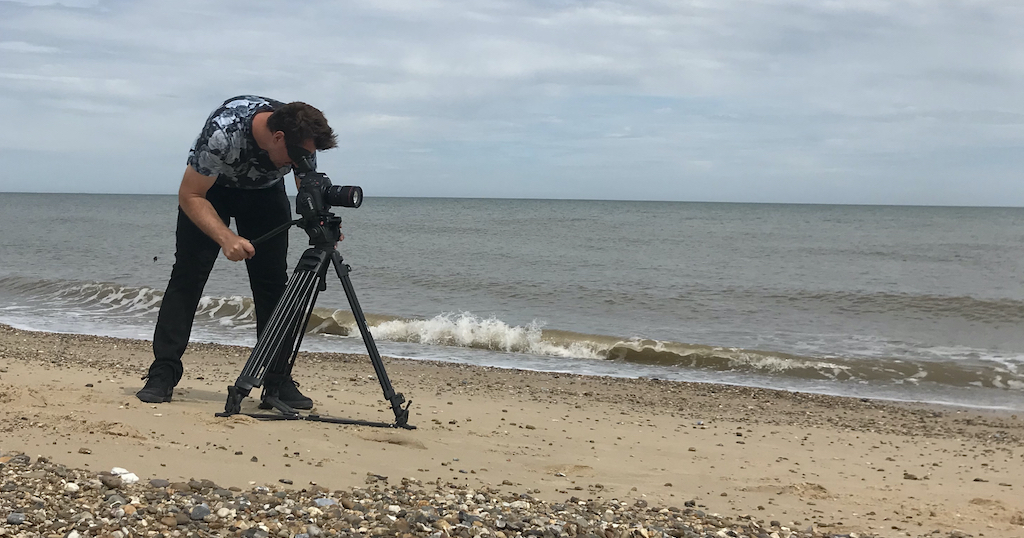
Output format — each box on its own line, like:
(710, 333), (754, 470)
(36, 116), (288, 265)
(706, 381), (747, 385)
(1, 0), (1022, 205)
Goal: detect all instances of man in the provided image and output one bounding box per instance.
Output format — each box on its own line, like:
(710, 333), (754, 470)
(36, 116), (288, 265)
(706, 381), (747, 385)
(137, 96), (338, 409)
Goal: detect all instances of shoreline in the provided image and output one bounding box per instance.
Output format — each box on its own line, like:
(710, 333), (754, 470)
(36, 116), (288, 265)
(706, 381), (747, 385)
(7, 317), (1022, 415)
(2, 324), (1023, 537)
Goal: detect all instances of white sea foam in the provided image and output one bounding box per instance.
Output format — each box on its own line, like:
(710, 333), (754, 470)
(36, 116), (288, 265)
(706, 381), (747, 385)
(360, 312), (606, 359)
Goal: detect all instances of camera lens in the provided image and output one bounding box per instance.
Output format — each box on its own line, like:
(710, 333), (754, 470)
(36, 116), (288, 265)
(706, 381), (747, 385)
(326, 185), (362, 208)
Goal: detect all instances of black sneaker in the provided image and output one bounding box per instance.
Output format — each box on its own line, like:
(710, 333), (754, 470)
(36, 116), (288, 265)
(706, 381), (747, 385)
(260, 377), (313, 410)
(136, 373), (174, 403)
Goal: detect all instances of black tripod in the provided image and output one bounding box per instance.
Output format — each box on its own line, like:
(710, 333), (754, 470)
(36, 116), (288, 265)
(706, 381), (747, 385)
(216, 193), (413, 429)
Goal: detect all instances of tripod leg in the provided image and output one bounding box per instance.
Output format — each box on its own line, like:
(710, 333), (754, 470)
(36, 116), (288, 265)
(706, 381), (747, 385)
(216, 272), (308, 417)
(218, 249), (331, 416)
(276, 270), (323, 380)
(330, 251), (411, 428)
(256, 272), (324, 411)
(218, 272), (314, 416)
(239, 271), (316, 387)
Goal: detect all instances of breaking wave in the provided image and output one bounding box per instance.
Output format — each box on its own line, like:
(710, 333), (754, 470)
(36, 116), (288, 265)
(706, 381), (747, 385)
(304, 309), (1022, 390)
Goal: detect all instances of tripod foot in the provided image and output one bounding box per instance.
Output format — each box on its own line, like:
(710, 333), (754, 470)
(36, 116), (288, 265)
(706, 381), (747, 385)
(216, 385), (246, 417)
(394, 399), (413, 428)
(261, 396), (300, 417)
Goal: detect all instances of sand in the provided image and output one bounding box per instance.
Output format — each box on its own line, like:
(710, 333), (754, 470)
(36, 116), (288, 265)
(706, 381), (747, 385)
(1, 323), (1022, 537)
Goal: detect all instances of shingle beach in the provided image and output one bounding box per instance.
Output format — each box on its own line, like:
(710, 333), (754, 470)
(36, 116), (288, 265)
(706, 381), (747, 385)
(1, 325), (1022, 537)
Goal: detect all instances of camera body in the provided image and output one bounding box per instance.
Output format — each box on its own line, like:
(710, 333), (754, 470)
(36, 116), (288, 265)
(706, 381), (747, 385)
(290, 146), (362, 247)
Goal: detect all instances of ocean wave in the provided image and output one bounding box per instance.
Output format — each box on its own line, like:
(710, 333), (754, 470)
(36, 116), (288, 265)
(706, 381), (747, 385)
(1, 276), (1022, 391)
(761, 289), (1024, 324)
(0, 276), (165, 314)
(601, 338), (1023, 389)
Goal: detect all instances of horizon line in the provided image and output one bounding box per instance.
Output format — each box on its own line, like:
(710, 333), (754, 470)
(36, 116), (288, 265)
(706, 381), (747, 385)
(1, 190), (1021, 210)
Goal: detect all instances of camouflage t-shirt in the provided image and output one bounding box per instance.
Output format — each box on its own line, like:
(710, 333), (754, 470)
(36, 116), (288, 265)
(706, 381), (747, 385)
(187, 95), (293, 189)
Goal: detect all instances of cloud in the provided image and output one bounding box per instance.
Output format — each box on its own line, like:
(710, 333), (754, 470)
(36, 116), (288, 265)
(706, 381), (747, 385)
(0, 40), (60, 53)
(1, 0), (99, 6)
(0, 0), (1021, 205)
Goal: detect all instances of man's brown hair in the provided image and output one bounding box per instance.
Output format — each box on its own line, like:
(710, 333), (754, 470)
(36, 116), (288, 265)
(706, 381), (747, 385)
(267, 102), (338, 150)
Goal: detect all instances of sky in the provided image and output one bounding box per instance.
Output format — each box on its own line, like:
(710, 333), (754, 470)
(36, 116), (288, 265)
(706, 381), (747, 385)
(0, 0), (1022, 205)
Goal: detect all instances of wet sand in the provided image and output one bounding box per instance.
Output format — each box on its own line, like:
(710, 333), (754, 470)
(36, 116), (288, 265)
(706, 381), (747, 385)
(1, 324), (1022, 537)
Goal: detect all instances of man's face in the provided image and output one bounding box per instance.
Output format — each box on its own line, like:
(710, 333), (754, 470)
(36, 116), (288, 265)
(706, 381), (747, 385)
(267, 132), (316, 169)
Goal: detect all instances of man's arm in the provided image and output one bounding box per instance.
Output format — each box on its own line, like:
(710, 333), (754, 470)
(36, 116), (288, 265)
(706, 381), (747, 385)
(178, 166), (255, 261)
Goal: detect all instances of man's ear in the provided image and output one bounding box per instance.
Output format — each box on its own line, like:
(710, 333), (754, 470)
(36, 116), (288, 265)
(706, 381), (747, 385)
(272, 131), (286, 145)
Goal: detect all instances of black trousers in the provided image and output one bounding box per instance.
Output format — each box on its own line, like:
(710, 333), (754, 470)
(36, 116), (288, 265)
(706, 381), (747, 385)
(150, 182), (292, 385)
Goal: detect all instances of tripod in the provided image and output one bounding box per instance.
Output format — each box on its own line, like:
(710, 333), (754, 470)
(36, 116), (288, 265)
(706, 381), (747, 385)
(216, 211), (414, 429)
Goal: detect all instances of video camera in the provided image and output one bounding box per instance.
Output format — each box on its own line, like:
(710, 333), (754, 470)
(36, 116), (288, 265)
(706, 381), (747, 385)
(288, 144), (362, 247)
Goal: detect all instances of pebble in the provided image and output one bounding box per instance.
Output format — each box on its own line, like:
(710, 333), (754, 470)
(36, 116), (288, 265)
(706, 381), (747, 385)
(99, 474), (123, 489)
(190, 503), (212, 520)
(0, 450), (882, 538)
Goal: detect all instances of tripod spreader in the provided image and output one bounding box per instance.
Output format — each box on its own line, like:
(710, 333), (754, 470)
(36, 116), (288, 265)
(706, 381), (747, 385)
(216, 236), (415, 430)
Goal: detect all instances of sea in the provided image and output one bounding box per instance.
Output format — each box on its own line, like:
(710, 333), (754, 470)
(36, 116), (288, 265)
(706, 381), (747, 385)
(1, 193), (1022, 411)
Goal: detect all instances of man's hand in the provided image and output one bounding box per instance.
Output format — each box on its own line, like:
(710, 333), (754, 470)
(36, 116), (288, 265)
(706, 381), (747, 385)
(221, 234), (256, 261)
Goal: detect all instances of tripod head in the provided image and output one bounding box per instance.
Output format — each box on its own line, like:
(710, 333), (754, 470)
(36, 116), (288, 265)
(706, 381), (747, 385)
(289, 145), (362, 248)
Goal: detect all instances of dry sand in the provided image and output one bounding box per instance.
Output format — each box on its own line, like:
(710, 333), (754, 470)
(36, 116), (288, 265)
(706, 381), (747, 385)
(1, 324), (1022, 537)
